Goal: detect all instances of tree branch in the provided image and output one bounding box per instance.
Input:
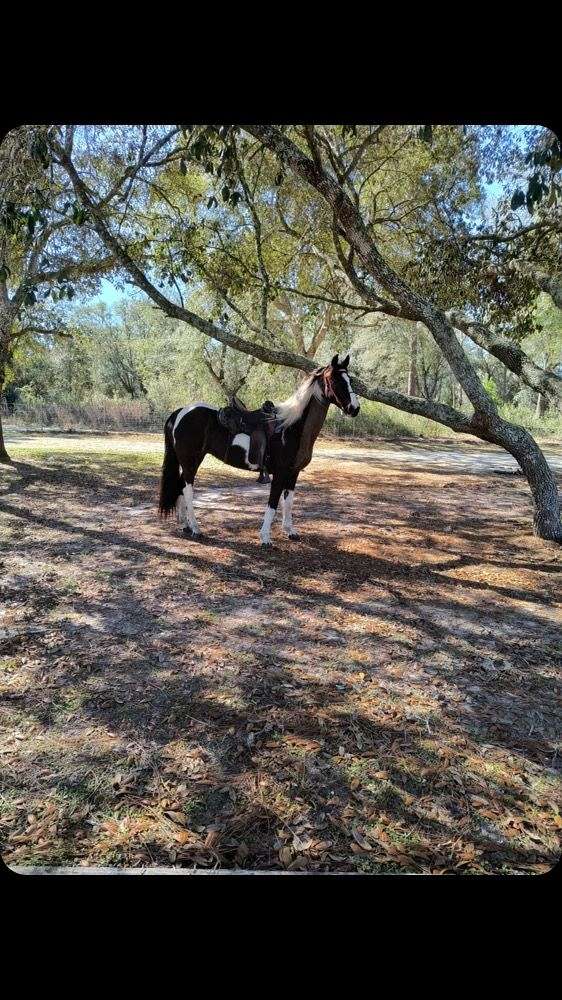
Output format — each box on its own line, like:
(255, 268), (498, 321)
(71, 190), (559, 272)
(53, 137), (478, 438)
(445, 309), (562, 406)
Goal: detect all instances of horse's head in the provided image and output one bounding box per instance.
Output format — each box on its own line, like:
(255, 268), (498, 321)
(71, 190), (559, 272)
(316, 354), (360, 417)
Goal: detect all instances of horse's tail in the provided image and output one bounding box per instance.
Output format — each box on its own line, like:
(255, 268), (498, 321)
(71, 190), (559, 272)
(158, 414), (182, 518)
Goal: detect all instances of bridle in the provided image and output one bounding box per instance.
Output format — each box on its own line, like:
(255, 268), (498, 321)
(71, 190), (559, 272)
(316, 366), (348, 411)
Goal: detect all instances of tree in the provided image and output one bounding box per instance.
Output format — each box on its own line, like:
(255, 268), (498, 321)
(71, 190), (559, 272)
(238, 125), (562, 541)
(42, 124), (562, 541)
(526, 294), (562, 419)
(0, 126), (115, 460)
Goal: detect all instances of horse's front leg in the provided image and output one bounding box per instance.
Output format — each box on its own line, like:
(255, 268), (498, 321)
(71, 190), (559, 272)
(259, 475), (284, 547)
(281, 472), (300, 539)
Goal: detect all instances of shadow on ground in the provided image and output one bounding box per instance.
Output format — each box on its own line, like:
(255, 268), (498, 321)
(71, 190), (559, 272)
(1, 445), (560, 873)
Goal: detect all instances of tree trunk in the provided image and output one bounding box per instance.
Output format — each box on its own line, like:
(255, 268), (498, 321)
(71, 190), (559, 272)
(0, 360), (12, 464)
(535, 392), (547, 420)
(407, 329), (419, 397)
(482, 416), (561, 542)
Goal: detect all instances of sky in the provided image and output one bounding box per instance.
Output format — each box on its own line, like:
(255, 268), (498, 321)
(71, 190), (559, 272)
(98, 278), (126, 307)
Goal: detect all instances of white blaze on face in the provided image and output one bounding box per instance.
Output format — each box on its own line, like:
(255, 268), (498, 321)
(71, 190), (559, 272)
(260, 505), (277, 544)
(341, 372), (359, 410)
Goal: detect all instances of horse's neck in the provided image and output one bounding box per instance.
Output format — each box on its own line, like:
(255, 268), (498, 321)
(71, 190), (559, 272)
(302, 396), (329, 442)
(293, 396), (328, 467)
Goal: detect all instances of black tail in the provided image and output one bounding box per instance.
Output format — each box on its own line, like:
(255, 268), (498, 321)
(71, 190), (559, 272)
(158, 416), (182, 517)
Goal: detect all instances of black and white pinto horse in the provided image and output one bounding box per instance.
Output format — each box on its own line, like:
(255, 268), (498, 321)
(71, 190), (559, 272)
(158, 354), (360, 546)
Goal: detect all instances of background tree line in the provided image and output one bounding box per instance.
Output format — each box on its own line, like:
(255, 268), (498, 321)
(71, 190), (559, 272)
(5, 293), (561, 439)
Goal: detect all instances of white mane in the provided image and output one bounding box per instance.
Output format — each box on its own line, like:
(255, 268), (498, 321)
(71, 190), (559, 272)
(275, 373), (319, 430)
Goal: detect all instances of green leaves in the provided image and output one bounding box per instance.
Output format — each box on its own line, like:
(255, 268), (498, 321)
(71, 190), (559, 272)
(47, 282), (76, 303)
(0, 202), (45, 241)
(511, 174), (553, 214)
(525, 173), (549, 210)
(512, 134), (562, 213)
(28, 132), (51, 169)
(71, 202), (88, 226)
(418, 125), (433, 145)
(0, 201), (20, 235)
(525, 135), (562, 172)
(204, 186), (243, 210)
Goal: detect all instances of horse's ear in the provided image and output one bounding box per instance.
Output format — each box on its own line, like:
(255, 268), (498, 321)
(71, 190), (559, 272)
(340, 354), (350, 369)
(330, 354), (339, 368)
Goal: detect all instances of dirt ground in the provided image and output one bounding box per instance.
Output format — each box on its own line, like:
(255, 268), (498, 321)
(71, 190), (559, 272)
(1, 430), (561, 874)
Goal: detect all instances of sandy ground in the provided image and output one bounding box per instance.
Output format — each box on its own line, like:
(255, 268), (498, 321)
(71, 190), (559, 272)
(0, 430), (561, 873)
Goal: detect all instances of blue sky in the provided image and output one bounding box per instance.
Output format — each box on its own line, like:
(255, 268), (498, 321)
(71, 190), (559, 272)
(97, 278), (128, 307)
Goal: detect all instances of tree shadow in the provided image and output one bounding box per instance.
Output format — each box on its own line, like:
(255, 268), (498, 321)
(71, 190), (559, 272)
(1, 452), (560, 871)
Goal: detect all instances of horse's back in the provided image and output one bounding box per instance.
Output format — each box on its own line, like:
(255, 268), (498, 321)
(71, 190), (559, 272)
(168, 402), (218, 441)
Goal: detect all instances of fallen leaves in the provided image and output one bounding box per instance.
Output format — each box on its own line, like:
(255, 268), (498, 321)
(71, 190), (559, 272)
(235, 842), (249, 864)
(2, 448), (561, 876)
(351, 827), (373, 851)
(173, 830), (192, 845)
(204, 829), (221, 849)
(164, 810), (187, 826)
(278, 846), (293, 867)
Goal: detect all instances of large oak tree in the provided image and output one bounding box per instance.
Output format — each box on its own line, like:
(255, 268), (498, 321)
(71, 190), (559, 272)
(0, 127), (120, 460)
(10, 123), (559, 541)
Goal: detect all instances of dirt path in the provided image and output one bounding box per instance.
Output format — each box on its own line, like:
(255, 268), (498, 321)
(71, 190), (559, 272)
(1, 435), (561, 873)
(319, 443), (562, 474)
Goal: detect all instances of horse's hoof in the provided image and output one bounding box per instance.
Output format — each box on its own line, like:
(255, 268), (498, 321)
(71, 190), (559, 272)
(287, 532), (300, 540)
(260, 541), (274, 548)
(182, 527), (204, 541)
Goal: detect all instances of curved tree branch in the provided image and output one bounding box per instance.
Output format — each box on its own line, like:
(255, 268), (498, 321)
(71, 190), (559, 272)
(52, 137), (476, 437)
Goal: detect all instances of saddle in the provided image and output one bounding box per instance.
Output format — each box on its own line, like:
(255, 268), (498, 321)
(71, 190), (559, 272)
(218, 396), (277, 470)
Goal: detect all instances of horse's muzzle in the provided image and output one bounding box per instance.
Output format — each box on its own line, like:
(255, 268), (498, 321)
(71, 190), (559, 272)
(347, 404), (360, 417)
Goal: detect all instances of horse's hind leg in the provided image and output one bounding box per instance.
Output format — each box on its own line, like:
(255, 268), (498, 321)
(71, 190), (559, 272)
(178, 461), (203, 538)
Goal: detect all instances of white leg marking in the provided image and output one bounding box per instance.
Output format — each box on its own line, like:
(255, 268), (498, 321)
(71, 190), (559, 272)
(231, 433), (260, 471)
(281, 490), (295, 535)
(177, 493), (188, 526)
(183, 483), (200, 535)
(259, 505), (277, 545)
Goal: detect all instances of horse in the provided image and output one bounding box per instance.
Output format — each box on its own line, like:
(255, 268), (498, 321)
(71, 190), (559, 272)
(158, 353), (360, 546)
